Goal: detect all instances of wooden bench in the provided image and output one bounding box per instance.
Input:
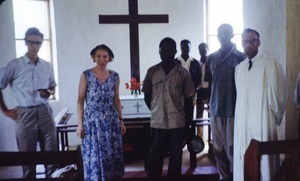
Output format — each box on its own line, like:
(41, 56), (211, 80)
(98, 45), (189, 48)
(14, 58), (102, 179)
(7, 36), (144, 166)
(244, 139), (300, 181)
(0, 147), (84, 180)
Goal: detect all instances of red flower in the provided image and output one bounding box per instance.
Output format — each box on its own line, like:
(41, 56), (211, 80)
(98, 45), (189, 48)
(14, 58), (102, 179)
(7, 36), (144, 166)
(125, 77), (142, 91)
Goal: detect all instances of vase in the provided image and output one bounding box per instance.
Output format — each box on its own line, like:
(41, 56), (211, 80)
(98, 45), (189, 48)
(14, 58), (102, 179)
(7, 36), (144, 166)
(133, 90), (139, 97)
(132, 89), (140, 97)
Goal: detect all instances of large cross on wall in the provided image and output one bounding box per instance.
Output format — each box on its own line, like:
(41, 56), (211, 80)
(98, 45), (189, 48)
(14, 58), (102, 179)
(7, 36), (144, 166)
(99, 0), (169, 82)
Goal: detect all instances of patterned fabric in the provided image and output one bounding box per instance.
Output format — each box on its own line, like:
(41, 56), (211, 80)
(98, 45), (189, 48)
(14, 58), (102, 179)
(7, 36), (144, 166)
(82, 69), (124, 181)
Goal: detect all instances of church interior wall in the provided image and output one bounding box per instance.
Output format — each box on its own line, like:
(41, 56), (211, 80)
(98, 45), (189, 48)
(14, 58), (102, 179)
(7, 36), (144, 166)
(0, 0), (298, 151)
(0, 0), (18, 151)
(0, 0), (205, 149)
(286, 0), (300, 140)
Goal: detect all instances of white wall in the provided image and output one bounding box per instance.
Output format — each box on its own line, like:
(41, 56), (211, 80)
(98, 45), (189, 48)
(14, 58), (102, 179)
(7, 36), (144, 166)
(0, 0), (205, 149)
(243, 0), (286, 71)
(0, 0), (18, 151)
(52, 0), (205, 145)
(0, 0), (291, 150)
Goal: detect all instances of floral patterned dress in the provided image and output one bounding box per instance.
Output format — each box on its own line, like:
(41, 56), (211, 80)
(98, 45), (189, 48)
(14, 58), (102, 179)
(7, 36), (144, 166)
(82, 69), (124, 181)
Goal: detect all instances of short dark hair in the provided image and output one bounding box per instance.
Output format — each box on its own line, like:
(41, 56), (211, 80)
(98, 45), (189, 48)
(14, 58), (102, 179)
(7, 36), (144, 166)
(24, 27), (44, 40)
(217, 23), (233, 35)
(159, 37), (176, 50)
(198, 42), (209, 50)
(90, 44), (114, 62)
(243, 28), (260, 38)
(180, 39), (191, 46)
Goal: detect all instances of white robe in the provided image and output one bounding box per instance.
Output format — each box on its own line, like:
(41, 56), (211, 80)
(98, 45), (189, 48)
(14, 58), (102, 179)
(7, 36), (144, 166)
(233, 53), (287, 181)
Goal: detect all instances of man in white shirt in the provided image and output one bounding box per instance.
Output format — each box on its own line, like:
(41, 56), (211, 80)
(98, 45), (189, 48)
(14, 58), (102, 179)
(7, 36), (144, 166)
(0, 27), (57, 178)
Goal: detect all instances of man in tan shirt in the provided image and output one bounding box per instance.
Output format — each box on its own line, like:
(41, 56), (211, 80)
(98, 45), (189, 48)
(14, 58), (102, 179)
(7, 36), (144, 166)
(142, 37), (195, 181)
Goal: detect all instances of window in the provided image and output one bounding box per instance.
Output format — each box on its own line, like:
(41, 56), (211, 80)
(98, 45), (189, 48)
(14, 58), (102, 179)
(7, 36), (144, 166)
(207, 0), (243, 52)
(13, 0), (52, 61)
(13, 0), (58, 100)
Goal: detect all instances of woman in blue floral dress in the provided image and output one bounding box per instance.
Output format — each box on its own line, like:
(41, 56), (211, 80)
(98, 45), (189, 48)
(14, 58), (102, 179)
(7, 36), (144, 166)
(76, 44), (126, 181)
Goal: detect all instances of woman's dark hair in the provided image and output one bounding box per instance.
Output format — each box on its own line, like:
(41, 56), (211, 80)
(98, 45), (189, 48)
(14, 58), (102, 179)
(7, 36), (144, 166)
(90, 44), (114, 62)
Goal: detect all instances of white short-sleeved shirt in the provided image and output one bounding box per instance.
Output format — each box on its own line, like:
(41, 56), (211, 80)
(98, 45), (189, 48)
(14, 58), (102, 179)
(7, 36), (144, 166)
(0, 55), (56, 107)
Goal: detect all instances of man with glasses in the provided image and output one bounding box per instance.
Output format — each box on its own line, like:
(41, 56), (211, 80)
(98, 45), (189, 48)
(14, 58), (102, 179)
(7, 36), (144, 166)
(234, 28), (287, 180)
(0, 27), (57, 178)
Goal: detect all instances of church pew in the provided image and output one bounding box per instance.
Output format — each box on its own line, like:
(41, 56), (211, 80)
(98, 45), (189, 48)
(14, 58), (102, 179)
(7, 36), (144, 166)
(244, 139), (300, 181)
(0, 147), (83, 180)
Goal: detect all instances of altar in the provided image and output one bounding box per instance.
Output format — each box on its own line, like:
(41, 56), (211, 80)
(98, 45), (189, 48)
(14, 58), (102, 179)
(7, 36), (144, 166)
(120, 95), (151, 169)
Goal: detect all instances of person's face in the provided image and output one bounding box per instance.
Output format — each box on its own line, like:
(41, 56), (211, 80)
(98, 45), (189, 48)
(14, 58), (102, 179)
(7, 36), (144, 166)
(159, 43), (176, 62)
(242, 32), (260, 58)
(198, 46), (208, 57)
(217, 28), (233, 47)
(180, 42), (191, 55)
(25, 35), (43, 55)
(93, 49), (110, 67)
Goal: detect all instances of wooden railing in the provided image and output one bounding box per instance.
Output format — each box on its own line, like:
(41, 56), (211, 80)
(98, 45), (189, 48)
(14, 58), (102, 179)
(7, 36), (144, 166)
(0, 146), (84, 180)
(244, 139), (300, 181)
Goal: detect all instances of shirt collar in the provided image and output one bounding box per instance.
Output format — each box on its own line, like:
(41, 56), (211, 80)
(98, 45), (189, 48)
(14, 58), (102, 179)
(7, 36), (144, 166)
(23, 54), (40, 64)
(24, 54), (40, 64)
(248, 52), (261, 63)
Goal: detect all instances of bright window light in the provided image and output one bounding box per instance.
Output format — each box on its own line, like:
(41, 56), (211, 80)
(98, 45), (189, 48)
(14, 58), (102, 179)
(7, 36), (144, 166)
(207, 0), (243, 52)
(12, 0), (52, 62)
(13, 0), (59, 100)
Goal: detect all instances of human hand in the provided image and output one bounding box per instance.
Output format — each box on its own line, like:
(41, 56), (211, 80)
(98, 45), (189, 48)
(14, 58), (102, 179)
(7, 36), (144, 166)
(4, 108), (17, 120)
(182, 127), (193, 148)
(120, 121), (126, 135)
(38, 89), (51, 98)
(76, 125), (84, 139)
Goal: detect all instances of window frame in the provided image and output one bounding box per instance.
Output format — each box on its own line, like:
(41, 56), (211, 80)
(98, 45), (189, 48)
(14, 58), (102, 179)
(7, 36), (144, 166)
(206, 0), (244, 53)
(13, 0), (58, 100)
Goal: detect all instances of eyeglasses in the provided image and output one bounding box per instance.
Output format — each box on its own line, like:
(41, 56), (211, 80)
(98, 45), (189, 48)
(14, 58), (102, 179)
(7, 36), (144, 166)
(25, 40), (43, 45)
(243, 39), (260, 45)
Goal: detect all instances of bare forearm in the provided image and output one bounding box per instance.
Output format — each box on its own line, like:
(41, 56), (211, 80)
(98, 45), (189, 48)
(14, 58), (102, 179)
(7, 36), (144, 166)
(114, 98), (123, 119)
(77, 101), (84, 126)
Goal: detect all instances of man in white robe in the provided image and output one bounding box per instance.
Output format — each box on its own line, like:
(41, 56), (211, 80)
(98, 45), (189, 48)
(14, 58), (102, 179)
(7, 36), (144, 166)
(234, 28), (287, 181)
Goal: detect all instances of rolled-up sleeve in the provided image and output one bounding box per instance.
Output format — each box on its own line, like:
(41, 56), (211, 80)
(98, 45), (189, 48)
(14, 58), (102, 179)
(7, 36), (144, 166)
(0, 63), (14, 90)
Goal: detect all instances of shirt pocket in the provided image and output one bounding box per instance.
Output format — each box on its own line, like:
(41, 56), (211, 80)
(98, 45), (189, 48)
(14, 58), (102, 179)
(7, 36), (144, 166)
(152, 79), (163, 95)
(170, 81), (182, 96)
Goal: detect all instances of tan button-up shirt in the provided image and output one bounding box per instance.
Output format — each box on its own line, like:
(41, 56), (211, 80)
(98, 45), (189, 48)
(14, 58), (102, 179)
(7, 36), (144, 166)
(142, 63), (195, 129)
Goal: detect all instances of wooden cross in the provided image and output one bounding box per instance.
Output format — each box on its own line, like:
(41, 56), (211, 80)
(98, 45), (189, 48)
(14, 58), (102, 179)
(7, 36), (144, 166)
(133, 101), (142, 113)
(0, 0), (6, 6)
(99, 0), (169, 82)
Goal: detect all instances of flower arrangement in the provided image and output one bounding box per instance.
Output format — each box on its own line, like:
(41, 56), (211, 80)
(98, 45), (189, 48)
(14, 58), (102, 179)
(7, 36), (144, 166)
(125, 77), (142, 97)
